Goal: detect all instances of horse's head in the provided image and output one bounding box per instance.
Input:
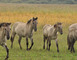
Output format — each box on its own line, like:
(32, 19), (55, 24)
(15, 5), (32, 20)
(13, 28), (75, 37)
(54, 22), (63, 35)
(0, 23), (11, 40)
(27, 17), (38, 32)
(32, 17), (38, 31)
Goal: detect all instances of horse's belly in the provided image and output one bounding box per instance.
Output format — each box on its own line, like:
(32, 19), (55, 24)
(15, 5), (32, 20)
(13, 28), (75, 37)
(15, 26), (26, 36)
(16, 31), (32, 38)
(49, 35), (57, 40)
(17, 32), (26, 37)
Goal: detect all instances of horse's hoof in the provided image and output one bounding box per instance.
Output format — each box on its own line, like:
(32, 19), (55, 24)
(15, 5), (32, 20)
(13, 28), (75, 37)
(20, 47), (22, 50)
(47, 48), (50, 51)
(28, 48), (31, 50)
(73, 50), (75, 53)
(26, 49), (29, 51)
(57, 50), (59, 52)
(43, 46), (45, 49)
(68, 48), (70, 50)
(70, 51), (72, 53)
(11, 46), (13, 49)
(5, 56), (9, 60)
(5, 58), (8, 60)
(43, 48), (45, 49)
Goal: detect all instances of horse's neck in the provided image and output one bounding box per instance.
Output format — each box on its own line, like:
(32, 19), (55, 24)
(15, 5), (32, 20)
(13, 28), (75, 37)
(0, 30), (5, 39)
(27, 23), (33, 33)
(53, 27), (58, 36)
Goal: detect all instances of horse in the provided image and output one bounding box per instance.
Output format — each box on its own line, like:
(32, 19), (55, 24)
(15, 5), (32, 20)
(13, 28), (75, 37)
(67, 23), (77, 53)
(43, 22), (63, 52)
(0, 23), (11, 60)
(11, 17), (38, 50)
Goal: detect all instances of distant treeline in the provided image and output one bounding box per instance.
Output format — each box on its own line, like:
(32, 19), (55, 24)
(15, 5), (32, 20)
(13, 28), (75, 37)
(0, 0), (77, 4)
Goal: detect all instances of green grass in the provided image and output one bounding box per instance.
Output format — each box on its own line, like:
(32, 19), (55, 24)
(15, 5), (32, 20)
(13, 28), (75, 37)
(0, 26), (77, 60)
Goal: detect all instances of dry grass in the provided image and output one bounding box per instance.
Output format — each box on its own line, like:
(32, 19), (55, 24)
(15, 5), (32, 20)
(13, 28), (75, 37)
(0, 4), (77, 27)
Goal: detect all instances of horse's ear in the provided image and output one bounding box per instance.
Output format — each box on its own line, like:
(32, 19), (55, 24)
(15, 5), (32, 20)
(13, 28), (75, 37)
(0, 24), (2, 27)
(54, 24), (57, 28)
(35, 17), (38, 20)
(33, 17), (38, 21)
(0, 23), (4, 27)
(27, 19), (31, 24)
(57, 22), (62, 25)
(7, 23), (11, 26)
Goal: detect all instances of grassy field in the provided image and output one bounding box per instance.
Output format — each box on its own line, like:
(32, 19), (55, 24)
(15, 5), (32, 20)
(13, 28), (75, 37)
(0, 3), (77, 60)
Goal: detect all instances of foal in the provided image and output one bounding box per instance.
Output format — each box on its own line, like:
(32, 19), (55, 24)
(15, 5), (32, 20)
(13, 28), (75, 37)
(11, 17), (38, 50)
(43, 22), (63, 52)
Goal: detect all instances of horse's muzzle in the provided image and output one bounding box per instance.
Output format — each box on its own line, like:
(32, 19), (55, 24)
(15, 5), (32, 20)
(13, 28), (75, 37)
(34, 28), (37, 32)
(7, 36), (10, 40)
(61, 32), (63, 35)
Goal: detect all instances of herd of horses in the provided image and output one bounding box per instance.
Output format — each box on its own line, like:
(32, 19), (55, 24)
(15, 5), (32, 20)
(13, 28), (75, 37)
(0, 17), (77, 60)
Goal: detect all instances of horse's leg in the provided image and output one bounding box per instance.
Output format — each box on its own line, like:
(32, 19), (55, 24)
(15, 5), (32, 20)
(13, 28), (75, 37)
(11, 32), (16, 48)
(68, 44), (71, 50)
(26, 37), (29, 50)
(73, 43), (75, 53)
(29, 37), (34, 50)
(72, 40), (75, 53)
(49, 39), (51, 51)
(1, 44), (9, 60)
(70, 43), (73, 53)
(67, 35), (71, 50)
(70, 40), (75, 53)
(47, 38), (49, 50)
(18, 36), (22, 49)
(55, 39), (59, 52)
(5, 45), (9, 60)
(43, 35), (46, 49)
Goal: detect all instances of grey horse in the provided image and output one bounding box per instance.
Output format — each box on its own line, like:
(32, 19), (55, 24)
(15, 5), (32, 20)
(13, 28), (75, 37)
(43, 22), (63, 52)
(11, 17), (38, 50)
(67, 23), (77, 53)
(0, 23), (11, 60)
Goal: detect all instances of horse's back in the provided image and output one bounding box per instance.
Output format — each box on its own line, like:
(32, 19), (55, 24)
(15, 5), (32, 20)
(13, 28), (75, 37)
(12, 22), (26, 33)
(68, 23), (77, 40)
(69, 23), (77, 31)
(12, 22), (20, 32)
(43, 24), (52, 37)
(12, 22), (26, 35)
(43, 24), (51, 30)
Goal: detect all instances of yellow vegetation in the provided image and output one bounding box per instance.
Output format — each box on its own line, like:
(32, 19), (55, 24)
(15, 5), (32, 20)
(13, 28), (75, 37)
(0, 4), (77, 26)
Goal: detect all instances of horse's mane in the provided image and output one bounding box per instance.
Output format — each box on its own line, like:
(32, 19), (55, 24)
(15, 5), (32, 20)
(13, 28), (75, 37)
(27, 19), (32, 24)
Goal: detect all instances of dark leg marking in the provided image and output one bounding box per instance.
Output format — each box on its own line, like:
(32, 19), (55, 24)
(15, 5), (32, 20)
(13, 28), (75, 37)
(26, 38), (29, 50)
(11, 33), (16, 48)
(29, 38), (34, 50)
(47, 39), (49, 50)
(5, 45), (9, 60)
(56, 40), (59, 52)
(49, 40), (51, 51)
(18, 37), (22, 49)
(43, 36), (46, 49)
